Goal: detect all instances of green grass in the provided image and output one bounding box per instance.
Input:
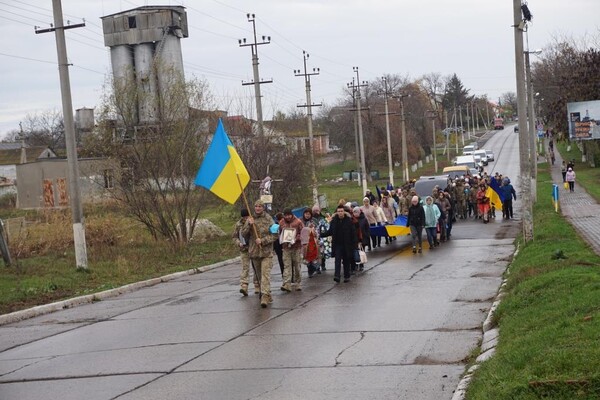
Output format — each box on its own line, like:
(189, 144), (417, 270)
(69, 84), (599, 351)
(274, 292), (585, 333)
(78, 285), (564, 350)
(556, 141), (600, 202)
(466, 166), (600, 399)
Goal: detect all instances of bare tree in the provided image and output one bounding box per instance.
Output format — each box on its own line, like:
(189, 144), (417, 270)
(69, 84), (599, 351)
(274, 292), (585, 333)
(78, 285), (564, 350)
(3, 109), (65, 149)
(84, 67), (215, 247)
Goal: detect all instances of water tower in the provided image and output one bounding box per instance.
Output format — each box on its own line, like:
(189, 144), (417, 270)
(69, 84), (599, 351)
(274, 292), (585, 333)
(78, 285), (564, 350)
(101, 6), (188, 125)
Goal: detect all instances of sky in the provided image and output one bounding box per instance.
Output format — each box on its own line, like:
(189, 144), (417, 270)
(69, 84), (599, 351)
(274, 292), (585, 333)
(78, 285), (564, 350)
(0, 0), (598, 138)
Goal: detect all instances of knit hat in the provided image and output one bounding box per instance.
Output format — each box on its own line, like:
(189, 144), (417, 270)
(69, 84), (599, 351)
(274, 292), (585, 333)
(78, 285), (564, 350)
(241, 208), (250, 217)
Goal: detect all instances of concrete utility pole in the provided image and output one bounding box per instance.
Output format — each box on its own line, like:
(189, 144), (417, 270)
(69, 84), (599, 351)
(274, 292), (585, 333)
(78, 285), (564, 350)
(445, 109), (450, 162)
(428, 110), (438, 173)
(347, 67), (369, 193)
(513, 0), (533, 242)
(453, 106), (459, 154)
(459, 106), (465, 146)
(349, 79), (361, 186)
(379, 77), (396, 186)
(36, 0), (88, 269)
(525, 48), (542, 202)
(393, 93), (410, 183)
(465, 104), (471, 140)
(294, 51), (321, 206)
(239, 14), (272, 137)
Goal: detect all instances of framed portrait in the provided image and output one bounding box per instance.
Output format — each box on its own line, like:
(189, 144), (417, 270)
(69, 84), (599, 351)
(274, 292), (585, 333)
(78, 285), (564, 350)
(280, 228), (296, 244)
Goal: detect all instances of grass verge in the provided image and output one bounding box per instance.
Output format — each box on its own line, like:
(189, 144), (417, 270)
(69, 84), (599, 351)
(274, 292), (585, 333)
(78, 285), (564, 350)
(465, 166), (600, 399)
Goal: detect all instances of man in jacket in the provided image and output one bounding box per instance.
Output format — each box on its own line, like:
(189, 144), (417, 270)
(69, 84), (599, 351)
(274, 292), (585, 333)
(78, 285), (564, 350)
(324, 204), (357, 283)
(278, 208), (304, 292)
(242, 200), (277, 308)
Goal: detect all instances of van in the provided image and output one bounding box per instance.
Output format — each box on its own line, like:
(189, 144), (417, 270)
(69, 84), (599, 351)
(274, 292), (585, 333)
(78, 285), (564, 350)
(462, 145), (475, 155)
(453, 155), (477, 169)
(442, 165), (472, 180)
(414, 175), (450, 198)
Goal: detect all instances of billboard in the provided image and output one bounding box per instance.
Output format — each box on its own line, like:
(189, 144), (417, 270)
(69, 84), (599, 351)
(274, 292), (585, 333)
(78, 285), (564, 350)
(567, 100), (600, 140)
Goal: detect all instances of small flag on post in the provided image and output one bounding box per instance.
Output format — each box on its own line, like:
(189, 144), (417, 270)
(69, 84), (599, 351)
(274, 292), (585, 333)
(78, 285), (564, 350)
(552, 183), (559, 212)
(195, 119), (250, 204)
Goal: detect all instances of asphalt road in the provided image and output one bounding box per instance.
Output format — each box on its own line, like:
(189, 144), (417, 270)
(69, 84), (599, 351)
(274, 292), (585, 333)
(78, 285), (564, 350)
(0, 127), (522, 400)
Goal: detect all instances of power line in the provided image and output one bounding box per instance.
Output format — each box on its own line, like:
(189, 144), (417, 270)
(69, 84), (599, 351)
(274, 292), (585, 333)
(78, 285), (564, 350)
(0, 51), (56, 64)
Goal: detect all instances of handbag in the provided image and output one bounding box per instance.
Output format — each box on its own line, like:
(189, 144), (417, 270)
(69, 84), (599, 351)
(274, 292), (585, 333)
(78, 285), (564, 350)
(359, 250), (368, 264)
(563, 182), (569, 190)
(353, 249), (361, 263)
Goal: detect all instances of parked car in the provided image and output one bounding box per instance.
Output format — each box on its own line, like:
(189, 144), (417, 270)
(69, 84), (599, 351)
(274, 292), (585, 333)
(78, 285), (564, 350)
(514, 126), (519, 133)
(485, 149), (495, 162)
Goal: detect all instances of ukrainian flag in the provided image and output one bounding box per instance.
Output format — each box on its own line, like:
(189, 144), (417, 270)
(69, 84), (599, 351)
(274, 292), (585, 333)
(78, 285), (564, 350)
(195, 119), (250, 204)
(486, 178), (505, 210)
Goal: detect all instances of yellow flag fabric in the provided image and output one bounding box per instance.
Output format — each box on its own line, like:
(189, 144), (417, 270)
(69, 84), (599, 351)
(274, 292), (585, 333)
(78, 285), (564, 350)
(195, 119), (250, 204)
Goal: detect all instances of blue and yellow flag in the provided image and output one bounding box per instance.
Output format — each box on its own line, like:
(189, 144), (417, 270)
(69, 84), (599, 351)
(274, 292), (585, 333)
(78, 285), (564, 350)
(195, 119), (250, 204)
(486, 178), (504, 210)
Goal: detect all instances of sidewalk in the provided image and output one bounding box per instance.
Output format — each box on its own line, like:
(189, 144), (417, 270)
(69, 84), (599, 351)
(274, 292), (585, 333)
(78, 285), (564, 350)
(546, 140), (600, 256)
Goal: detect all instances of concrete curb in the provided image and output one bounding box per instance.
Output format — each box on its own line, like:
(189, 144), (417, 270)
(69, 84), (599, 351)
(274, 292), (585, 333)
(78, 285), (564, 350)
(451, 243), (519, 400)
(0, 256), (240, 327)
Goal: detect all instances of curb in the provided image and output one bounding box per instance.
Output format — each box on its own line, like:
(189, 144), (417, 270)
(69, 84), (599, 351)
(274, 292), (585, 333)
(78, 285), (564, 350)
(451, 244), (518, 400)
(0, 256), (240, 327)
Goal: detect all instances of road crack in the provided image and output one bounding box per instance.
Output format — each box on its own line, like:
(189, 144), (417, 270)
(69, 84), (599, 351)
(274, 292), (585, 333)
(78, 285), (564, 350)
(334, 331), (365, 366)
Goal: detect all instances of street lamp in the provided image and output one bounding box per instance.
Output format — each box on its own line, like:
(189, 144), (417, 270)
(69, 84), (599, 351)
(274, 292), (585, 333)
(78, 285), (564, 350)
(525, 48), (542, 198)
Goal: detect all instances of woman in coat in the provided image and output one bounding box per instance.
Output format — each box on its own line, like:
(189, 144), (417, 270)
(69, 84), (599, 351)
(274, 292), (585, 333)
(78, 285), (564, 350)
(423, 196), (441, 249)
(406, 196), (425, 254)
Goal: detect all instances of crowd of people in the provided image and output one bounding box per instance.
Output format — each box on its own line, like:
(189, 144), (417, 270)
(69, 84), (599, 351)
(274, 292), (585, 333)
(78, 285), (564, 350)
(232, 170), (519, 308)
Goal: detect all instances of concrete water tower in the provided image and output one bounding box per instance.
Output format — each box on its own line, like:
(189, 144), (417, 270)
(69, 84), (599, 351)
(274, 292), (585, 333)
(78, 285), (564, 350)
(101, 6), (188, 125)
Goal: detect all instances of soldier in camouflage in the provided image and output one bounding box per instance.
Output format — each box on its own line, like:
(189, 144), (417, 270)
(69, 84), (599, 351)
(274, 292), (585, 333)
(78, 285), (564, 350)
(242, 199), (277, 308)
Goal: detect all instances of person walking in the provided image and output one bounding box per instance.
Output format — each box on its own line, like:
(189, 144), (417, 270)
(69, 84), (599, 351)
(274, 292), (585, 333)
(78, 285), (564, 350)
(406, 196), (425, 254)
(312, 205), (330, 273)
(373, 200), (387, 246)
(423, 196), (441, 250)
(242, 200), (277, 308)
(352, 207), (371, 272)
(500, 177), (517, 219)
(323, 204), (357, 283)
(232, 208), (258, 296)
(476, 183), (490, 223)
(566, 167), (576, 192)
(301, 208), (320, 277)
(561, 161), (567, 182)
(278, 209), (304, 292)
(361, 197), (378, 250)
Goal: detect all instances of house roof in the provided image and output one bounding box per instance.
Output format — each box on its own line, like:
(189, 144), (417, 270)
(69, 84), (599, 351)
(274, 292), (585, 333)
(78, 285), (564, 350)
(0, 146), (56, 166)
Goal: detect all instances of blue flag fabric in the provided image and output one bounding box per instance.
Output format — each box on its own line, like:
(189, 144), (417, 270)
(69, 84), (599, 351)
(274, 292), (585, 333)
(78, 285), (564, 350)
(195, 119), (250, 204)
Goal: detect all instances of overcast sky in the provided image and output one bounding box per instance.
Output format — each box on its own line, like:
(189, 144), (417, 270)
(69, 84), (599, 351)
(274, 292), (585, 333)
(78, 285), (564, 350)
(0, 0), (598, 138)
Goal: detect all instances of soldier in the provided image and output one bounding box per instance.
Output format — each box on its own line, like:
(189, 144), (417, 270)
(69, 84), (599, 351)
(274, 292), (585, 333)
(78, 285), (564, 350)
(232, 208), (258, 296)
(242, 199), (277, 308)
(455, 179), (467, 219)
(278, 209), (304, 292)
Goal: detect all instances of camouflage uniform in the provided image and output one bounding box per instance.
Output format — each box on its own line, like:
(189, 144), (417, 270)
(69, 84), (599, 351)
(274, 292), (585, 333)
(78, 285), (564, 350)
(455, 180), (466, 219)
(242, 202), (276, 307)
(232, 215), (258, 295)
(278, 214), (304, 292)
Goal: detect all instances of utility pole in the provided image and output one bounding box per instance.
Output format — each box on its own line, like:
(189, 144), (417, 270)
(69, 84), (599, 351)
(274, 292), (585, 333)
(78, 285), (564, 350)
(379, 77), (396, 187)
(466, 104), (471, 141)
(239, 14), (272, 137)
(445, 109), (450, 162)
(393, 93), (410, 183)
(453, 106), (459, 154)
(347, 67), (368, 193)
(294, 51), (321, 206)
(525, 47), (542, 202)
(36, 0), (88, 269)
(349, 79), (361, 186)
(428, 110), (438, 173)
(459, 106), (465, 146)
(513, 0), (533, 242)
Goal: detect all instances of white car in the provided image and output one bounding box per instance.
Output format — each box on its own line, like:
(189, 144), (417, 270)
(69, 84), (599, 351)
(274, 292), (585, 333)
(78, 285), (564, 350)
(473, 150), (488, 166)
(485, 149), (495, 162)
